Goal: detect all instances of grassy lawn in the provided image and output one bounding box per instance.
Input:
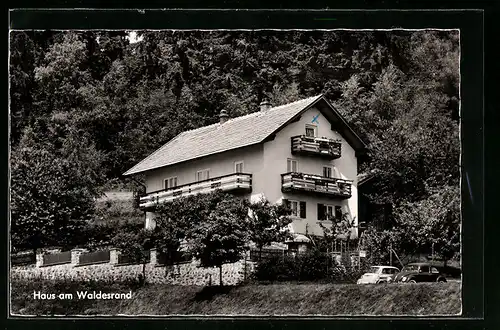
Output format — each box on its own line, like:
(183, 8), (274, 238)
(11, 279), (461, 316)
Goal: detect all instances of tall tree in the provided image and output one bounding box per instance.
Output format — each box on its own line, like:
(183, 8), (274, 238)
(10, 129), (100, 253)
(112, 225), (154, 283)
(247, 198), (292, 260)
(187, 193), (250, 286)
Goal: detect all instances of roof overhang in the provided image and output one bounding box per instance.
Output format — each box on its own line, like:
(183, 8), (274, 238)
(123, 94), (368, 176)
(314, 97), (367, 156)
(265, 95), (367, 155)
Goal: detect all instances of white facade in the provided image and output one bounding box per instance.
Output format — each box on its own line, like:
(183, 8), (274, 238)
(259, 106), (358, 238)
(142, 105), (359, 239)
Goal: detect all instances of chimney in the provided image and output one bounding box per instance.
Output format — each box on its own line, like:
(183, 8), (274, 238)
(260, 98), (272, 112)
(219, 109), (229, 124)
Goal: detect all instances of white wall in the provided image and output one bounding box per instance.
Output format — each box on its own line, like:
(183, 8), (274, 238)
(144, 144), (263, 230)
(145, 144), (264, 193)
(260, 106), (358, 238)
(143, 106), (358, 238)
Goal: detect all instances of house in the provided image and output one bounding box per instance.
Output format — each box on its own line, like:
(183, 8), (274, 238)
(123, 94), (367, 245)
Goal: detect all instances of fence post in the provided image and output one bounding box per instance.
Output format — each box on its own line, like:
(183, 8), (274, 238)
(71, 248), (86, 266)
(35, 250), (44, 268)
(110, 248), (121, 265)
(149, 248), (157, 266)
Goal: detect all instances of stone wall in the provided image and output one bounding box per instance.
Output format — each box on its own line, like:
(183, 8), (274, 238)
(11, 260), (255, 286)
(11, 247), (256, 286)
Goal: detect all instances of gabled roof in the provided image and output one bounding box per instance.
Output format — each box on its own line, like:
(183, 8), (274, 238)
(124, 94), (366, 176)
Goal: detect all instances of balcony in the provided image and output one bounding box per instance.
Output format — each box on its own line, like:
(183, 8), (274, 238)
(140, 173), (252, 209)
(291, 135), (342, 159)
(281, 172), (352, 199)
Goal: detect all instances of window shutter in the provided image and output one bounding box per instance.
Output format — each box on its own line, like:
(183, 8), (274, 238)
(335, 206), (342, 221)
(318, 203), (325, 220)
(300, 201), (306, 219)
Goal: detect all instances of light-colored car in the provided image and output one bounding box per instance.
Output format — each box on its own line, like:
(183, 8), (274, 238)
(357, 266), (400, 284)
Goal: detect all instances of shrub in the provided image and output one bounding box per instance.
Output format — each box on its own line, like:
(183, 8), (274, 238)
(253, 254), (296, 282)
(296, 249), (330, 281)
(254, 250), (332, 282)
(254, 249), (372, 283)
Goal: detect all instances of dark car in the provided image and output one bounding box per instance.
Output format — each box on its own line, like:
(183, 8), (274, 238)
(394, 262), (447, 283)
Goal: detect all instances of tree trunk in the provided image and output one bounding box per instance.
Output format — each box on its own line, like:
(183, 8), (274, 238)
(259, 246), (263, 262)
(219, 265), (223, 286)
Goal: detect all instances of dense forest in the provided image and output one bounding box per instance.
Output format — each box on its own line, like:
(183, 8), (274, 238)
(9, 30), (460, 263)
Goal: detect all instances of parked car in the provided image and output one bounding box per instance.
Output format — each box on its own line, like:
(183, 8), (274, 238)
(393, 263), (447, 283)
(357, 266), (400, 284)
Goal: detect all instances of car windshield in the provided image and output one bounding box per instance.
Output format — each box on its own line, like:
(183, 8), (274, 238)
(402, 265), (420, 272)
(369, 266), (381, 273)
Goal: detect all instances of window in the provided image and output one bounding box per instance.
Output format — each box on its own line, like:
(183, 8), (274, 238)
(305, 124), (317, 137)
(325, 205), (335, 220)
(164, 177), (178, 189)
(196, 169), (210, 182)
(318, 204), (342, 221)
(419, 265), (430, 273)
(326, 205), (334, 219)
(234, 161), (244, 173)
(287, 159), (299, 173)
(290, 201), (299, 216)
(283, 199), (306, 219)
(382, 268), (398, 275)
(323, 166), (333, 178)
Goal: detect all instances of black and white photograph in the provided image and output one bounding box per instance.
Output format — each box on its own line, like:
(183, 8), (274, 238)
(9, 22), (462, 316)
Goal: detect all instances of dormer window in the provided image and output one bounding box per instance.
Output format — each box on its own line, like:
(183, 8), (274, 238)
(305, 124), (317, 138)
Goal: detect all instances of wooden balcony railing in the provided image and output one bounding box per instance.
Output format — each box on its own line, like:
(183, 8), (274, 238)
(291, 135), (342, 159)
(139, 173), (252, 209)
(281, 172), (352, 199)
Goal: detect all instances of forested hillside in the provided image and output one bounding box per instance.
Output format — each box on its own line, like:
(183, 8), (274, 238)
(10, 30), (460, 262)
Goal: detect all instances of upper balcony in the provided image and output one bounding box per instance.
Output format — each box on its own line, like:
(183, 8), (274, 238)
(281, 172), (352, 199)
(291, 135), (342, 159)
(139, 173), (252, 209)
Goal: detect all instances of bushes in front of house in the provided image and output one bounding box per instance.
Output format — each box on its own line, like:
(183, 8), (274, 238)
(253, 250), (368, 283)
